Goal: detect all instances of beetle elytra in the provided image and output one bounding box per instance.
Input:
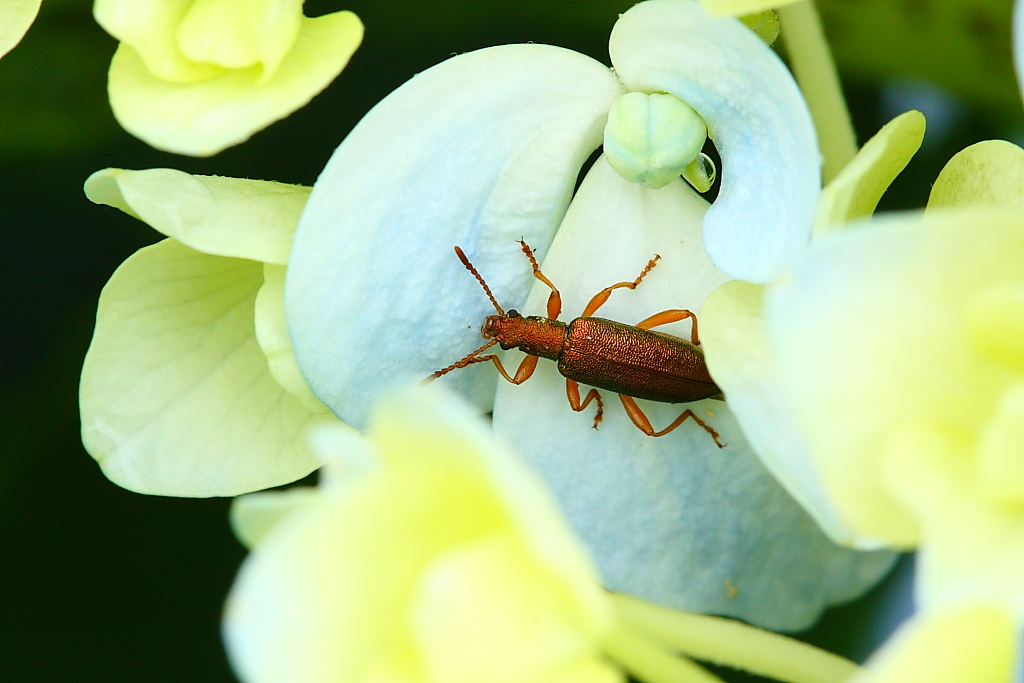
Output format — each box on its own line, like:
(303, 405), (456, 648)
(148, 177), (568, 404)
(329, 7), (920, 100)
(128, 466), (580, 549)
(428, 240), (725, 446)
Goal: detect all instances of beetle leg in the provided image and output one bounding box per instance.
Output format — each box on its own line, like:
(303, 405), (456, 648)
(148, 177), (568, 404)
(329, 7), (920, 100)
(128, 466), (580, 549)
(580, 254), (661, 317)
(566, 379), (604, 429)
(517, 239), (562, 320)
(618, 395), (725, 447)
(476, 352), (539, 385)
(634, 309), (700, 344)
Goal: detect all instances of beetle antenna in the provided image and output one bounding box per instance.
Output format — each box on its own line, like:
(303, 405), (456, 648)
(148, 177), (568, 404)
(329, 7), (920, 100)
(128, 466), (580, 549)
(454, 246), (504, 315)
(422, 339), (499, 383)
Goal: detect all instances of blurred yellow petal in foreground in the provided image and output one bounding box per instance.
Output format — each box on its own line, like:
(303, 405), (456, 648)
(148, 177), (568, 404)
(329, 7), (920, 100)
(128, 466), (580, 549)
(225, 387), (619, 683)
(850, 604), (1014, 683)
(226, 387), (865, 683)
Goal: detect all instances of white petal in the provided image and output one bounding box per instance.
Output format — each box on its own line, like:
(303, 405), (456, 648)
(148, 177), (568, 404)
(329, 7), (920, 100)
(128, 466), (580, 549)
(492, 158), (894, 632)
(609, 0), (819, 284)
(287, 44), (625, 429)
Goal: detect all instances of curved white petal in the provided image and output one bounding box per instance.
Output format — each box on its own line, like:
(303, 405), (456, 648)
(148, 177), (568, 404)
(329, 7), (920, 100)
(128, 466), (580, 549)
(287, 44), (625, 429)
(80, 239), (323, 496)
(609, 0), (819, 284)
(492, 158), (895, 632)
(85, 168), (309, 264)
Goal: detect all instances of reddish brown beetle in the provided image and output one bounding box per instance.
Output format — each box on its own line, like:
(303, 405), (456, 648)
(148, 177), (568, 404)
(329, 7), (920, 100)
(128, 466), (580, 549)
(428, 240), (725, 446)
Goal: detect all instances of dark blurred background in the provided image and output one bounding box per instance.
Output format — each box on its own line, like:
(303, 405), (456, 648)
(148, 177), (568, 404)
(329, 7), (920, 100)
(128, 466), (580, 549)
(1, 0), (1019, 680)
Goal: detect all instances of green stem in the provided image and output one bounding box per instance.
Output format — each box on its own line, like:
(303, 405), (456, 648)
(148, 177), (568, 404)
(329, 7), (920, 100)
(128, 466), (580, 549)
(604, 624), (725, 683)
(611, 593), (860, 683)
(776, 0), (857, 185)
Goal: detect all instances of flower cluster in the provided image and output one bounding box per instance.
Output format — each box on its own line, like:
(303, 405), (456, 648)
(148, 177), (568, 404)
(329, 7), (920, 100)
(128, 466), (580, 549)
(66, 0), (1024, 680)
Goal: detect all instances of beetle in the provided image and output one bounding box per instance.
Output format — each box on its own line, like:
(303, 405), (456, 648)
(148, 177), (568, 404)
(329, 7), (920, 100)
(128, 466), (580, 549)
(428, 239), (725, 446)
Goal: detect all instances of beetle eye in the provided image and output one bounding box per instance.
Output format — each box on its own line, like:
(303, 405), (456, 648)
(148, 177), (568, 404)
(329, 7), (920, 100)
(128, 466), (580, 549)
(499, 342), (513, 350)
(507, 309), (519, 318)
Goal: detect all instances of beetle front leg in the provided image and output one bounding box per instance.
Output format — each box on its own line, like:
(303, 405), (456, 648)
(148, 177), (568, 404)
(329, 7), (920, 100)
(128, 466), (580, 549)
(474, 352), (539, 385)
(634, 309), (700, 344)
(566, 379), (603, 429)
(518, 239), (562, 320)
(618, 395), (725, 447)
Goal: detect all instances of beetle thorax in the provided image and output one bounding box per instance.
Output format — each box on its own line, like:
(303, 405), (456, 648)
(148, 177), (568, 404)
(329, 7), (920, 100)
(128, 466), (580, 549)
(481, 313), (565, 361)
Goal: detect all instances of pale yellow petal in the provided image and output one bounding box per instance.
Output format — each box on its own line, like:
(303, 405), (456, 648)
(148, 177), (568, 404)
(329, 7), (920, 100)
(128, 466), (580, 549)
(698, 0), (799, 18)
(305, 421), (378, 489)
(928, 139), (1024, 210)
(976, 380), (1024, 508)
(175, 0), (302, 77)
(108, 11), (363, 156)
(80, 239), (322, 496)
(225, 462), (505, 683)
(255, 264), (329, 412)
(767, 210), (1024, 544)
(850, 605), (1013, 683)
(410, 534), (619, 683)
(881, 421), (1024, 616)
(740, 11), (779, 45)
(964, 281), (1024, 371)
(0, 0), (41, 59)
(814, 110), (925, 235)
(231, 487), (319, 549)
(371, 387), (614, 634)
(226, 386), (614, 683)
(84, 168), (308, 264)
(93, 0), (222, 83)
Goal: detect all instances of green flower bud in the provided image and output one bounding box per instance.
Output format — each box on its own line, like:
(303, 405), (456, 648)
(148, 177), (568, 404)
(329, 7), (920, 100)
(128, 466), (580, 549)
(603, 91), (708, 190)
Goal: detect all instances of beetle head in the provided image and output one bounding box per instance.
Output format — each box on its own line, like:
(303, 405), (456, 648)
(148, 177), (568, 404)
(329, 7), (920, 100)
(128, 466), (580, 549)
(482, 309), (524, 349)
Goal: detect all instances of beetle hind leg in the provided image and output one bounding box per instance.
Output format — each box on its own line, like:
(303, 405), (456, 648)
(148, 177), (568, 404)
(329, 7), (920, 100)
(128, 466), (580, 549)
(634, 308), (701, 344)
(619, 395), (725, 447)
(566, 379), (604, 429)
